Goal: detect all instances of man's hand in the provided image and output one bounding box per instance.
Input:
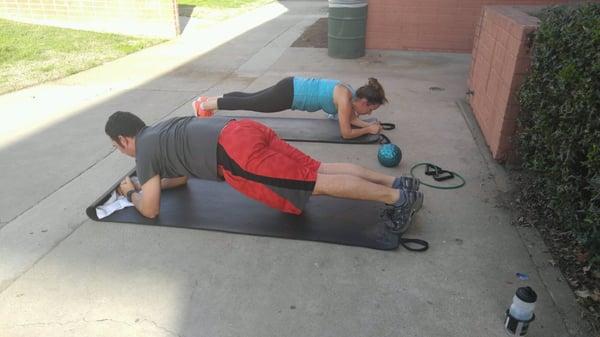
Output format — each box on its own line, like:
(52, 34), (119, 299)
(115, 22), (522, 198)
(118, 174), (161, 219)
(132, 177), (142, 190)
(117, 176), (136, 196)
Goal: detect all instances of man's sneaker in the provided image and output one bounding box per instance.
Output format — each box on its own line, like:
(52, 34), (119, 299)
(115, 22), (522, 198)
(392, 176), (420, 191)
(386, 190), (424, 234)
(193, 96), (214, 117)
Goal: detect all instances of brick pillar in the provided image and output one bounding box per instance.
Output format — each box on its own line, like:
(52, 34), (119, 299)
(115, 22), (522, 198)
(467, 5), (539, 161)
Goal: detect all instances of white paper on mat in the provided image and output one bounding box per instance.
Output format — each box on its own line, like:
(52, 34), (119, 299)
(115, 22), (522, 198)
(95, 191), (134, 219)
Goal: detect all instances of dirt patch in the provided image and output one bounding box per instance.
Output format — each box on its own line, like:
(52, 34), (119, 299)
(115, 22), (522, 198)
(178, 4), (195, 17)
(509, 169), (600, 333)
(291, 17), (328, 48)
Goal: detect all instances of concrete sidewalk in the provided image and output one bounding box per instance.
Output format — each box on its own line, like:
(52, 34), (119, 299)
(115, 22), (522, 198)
(0, 1), (592, 336)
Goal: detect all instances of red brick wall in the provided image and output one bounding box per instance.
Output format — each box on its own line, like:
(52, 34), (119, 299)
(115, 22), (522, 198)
(468, 6), (539, 161)
(366, 0), (576, 52)
(0, 0), (179, 38)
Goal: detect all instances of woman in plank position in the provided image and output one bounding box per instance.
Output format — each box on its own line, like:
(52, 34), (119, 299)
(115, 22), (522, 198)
(193, 77), (388, 140)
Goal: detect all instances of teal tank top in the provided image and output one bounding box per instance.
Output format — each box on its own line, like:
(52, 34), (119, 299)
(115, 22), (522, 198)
(291, 77), (353, 116)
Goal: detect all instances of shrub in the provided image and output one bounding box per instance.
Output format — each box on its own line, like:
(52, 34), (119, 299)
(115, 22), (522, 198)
(518, 4), (600, 261)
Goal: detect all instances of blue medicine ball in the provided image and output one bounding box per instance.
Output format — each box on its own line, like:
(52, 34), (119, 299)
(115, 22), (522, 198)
(378, 143), (402, 167)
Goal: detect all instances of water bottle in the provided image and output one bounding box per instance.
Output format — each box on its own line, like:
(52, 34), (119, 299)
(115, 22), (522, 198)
(505, 286), (537, 336)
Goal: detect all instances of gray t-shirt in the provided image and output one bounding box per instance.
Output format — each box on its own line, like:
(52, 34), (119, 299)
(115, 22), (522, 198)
(135, 116), (231, 185)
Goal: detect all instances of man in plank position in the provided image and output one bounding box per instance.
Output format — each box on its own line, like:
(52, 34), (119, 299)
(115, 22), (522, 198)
(105, 111), (423, 233)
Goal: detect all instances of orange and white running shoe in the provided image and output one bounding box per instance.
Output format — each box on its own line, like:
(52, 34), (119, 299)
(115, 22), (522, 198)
(192, 96), (214, 117)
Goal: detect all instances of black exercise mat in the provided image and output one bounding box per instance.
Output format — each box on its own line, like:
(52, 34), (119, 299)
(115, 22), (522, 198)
(226, 116), (382, 144)
(86, 171), (400, 250)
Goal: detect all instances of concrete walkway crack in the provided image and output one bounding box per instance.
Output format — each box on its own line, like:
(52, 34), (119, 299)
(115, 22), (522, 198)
(0, 149), (114, 226)
(142, 319), (183, 337)
(0, 217), (90, 295)
(10, 317), (182, 336)
(13, 318), (83, 328)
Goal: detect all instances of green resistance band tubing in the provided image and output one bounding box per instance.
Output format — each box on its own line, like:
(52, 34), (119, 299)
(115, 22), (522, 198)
(410, 163), (466, 189)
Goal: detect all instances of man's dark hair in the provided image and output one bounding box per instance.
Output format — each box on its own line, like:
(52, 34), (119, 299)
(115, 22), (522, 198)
(105, 111), (146, 146)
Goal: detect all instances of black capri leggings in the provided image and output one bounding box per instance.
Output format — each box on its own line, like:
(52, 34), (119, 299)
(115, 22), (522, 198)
(217, 77), (294, 113)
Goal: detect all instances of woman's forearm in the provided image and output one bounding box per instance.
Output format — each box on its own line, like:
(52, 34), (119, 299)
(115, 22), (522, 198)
(350, 117), (372, 128)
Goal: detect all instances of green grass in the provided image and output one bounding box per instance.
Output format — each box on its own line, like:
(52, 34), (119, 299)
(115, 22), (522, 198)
(178, 0), (273, 8)
(0, 18), (165, 94)
(177, 0), (275, 19)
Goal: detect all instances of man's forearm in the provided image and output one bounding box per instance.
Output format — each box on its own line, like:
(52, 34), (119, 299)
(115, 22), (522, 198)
(129, 191), (158, 218)
(160, 176), (188, 189)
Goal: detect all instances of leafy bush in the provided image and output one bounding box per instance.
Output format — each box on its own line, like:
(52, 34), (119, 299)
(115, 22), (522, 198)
(518, 4), (600, 261)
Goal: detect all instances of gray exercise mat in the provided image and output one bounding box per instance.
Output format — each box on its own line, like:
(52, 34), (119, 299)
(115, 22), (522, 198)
(86, 171), (402, 250)
(227, 116), (382, 144)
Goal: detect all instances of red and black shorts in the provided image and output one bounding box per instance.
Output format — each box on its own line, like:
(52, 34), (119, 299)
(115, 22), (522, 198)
(217, 119), (321, 215)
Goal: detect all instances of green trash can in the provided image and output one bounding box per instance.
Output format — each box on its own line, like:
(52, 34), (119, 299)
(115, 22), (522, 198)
(328, 0), (368, 59)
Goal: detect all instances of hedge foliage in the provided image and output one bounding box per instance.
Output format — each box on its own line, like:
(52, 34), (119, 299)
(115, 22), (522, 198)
(518, 4), (600, 259)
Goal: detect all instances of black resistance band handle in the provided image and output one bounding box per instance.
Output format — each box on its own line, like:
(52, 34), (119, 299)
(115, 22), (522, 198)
(380, 122), (396, 130)
(410, 163), (466, 189)
(379, 134), (391, 144)
(433, 170), (454, 181)
(399, 237), (429, 252)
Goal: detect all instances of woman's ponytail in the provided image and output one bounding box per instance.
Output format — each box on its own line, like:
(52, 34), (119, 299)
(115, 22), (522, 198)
(356, 77), (388, 105)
